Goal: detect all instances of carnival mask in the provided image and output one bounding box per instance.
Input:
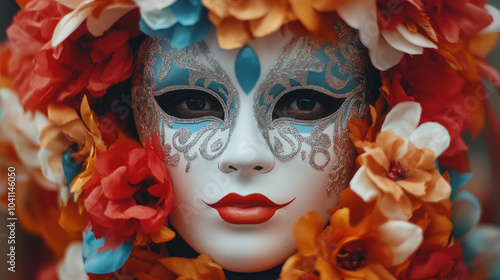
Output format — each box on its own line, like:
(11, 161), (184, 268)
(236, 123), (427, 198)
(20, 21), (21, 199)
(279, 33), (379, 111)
(132, 21), (373, 273)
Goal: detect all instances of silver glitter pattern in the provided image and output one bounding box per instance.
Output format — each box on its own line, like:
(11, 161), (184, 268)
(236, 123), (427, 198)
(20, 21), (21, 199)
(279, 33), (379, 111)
(132, 37), (239, 172)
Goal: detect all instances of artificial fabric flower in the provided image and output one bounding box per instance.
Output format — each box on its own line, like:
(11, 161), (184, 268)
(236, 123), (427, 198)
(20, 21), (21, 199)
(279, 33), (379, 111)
(330, 0), (436, 71)
(83, 135), (174, 249)
(0, 87), (56, 190)
(139, 0), (212, 49)
(426, 0), (492, 44)
(52, 0), (136, 46)
(39, 95), (107, 200)
(121, 248), (177, 279)
(380, 50), (481, 171)
(350, 101), (451, 220)
(401, 244), (467, 280)
(159, 255), (226, 280)
(203, 0), (294, 49)
(0, 43), (12, 89)
(462, 226), (500, 280)
(280, 209), (422, 279)
(7, 0), (140, 113)
(58, 241), (89, 280)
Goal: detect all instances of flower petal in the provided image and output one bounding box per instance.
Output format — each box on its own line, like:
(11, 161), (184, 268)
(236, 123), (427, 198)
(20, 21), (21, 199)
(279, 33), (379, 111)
(381, 29), (424, 55)
(381, 101), (422, 140)
(378, 220), (423, 265)
(52, 3), (94, 47)
(377, 193), (412, 220)
(410, 122), (450, 158)
(86, 4), (135, 37)
(82, 229), (133, 274)
(350, 165), (379, 202)
(337, 0), (403, 70)
(57, 241), (88, 280)
(133, 0), (175, 13)
(483, 4), (500, 33)
(451, 190), (481, 239)
(293, 211), (324, 256)
(396, 24), (437, 49)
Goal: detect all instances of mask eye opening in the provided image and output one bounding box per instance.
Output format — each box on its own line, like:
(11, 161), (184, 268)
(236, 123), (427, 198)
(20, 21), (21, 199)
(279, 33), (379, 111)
(271, 88), (345, 121)
(154, 88), (225, 121)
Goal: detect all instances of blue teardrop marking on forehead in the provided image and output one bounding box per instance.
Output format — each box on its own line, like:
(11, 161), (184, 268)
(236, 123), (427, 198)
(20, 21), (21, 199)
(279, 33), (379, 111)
(235, 45), (261, 95)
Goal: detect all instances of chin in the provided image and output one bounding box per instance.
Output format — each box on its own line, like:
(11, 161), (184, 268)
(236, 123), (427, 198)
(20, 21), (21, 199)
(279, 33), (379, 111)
(170, 210), (301, 273)
(199, 233), (299, 273)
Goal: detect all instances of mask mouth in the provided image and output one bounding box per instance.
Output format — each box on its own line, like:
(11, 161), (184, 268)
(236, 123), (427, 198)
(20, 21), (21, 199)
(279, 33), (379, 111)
(204, 193), (295, 224)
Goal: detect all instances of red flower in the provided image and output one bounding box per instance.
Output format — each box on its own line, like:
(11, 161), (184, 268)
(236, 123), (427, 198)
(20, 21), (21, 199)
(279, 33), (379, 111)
(6, 0), (140, 114)
(424, 0), (492, 43)
(381, 51), (471, 170)
(402, 244), (468, 280)
(83, 135), (173, 248)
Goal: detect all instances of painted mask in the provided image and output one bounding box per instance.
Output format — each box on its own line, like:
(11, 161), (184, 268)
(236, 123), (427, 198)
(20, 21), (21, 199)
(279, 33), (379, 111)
(132, 20), (374, 272)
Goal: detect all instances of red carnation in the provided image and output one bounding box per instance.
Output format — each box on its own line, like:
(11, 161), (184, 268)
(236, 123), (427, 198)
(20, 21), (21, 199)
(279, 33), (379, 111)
(402, 244), (468, 280)
(6, 0), (140, 114)
(83, 135), (173, 248)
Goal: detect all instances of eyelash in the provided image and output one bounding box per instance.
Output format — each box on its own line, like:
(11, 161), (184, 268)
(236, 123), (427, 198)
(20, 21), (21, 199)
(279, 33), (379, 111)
(154, 89), (225, 120)
(154, 88), (344, 122)
(272, 89), (345, 121)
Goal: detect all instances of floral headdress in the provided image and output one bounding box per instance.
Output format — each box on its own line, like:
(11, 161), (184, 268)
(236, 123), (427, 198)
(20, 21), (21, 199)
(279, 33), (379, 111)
(1, 0), (500, 279)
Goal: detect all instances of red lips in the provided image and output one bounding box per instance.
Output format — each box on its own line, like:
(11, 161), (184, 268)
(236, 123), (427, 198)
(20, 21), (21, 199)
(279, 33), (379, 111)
(205, 193), (295, 225)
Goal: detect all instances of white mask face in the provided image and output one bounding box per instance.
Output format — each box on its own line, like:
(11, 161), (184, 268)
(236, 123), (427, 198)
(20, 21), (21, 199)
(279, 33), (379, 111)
(132, 21), (372, 273)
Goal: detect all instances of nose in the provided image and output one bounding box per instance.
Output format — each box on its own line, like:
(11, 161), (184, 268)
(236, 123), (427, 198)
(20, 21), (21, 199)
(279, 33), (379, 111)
(218, 106), (275, 175)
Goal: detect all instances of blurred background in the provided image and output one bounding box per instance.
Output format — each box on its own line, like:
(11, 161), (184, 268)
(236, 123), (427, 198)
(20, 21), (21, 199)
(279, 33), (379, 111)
(0, 1), (499, 279)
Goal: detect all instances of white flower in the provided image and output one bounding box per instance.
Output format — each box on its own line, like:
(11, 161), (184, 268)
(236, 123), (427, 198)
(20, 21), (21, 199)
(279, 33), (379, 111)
(337, 0), (436, 71)
(350, 101), (451, 220)
(52, 0), (136, 46)
(58, 242), (89, 280)
(380, 101), (450, 158)
(378, 220), (423, 265)
(0, 87), (57, 191)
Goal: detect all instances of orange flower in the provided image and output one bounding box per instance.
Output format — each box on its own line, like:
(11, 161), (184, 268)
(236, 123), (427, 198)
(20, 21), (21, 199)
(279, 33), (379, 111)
(203, 0), (294, 49)
(121, 247), (177, 280)
(351, 102), (451, 220)
(39, 95), (107, 200)
(159, 255), (226, 280)
(349, 96), (389, 154)
(280, 209), (422, 280)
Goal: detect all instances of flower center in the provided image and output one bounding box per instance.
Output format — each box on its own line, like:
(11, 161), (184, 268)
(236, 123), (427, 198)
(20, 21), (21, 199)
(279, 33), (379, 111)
(336, 242), (367, 271)
(385, 159), (406, 181)
(133, 184), (160, 208)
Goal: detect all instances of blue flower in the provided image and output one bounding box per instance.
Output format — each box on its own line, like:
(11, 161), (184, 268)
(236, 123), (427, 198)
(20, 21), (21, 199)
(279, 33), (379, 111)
(139, 0), (211, 49)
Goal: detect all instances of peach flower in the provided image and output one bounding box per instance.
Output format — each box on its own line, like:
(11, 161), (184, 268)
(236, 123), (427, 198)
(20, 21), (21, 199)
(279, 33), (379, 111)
(350, 101), (451, 220)
(202, 0), (294, 49)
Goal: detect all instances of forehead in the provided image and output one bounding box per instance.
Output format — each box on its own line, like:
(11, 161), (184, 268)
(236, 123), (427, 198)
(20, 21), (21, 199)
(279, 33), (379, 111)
(202, 29), (295, 97)
(135, 22), (371, 104)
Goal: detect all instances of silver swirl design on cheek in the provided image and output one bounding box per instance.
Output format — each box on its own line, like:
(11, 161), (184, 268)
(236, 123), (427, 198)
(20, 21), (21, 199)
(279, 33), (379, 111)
(132, 37), (239, 172)
(171, 120), (228, 172)
(270, 118), (332, 171)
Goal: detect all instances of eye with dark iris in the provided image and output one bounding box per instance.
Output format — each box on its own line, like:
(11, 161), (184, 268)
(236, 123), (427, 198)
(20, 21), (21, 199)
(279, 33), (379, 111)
(154, 89), (224, 120)
(272, 89), (345, 120)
